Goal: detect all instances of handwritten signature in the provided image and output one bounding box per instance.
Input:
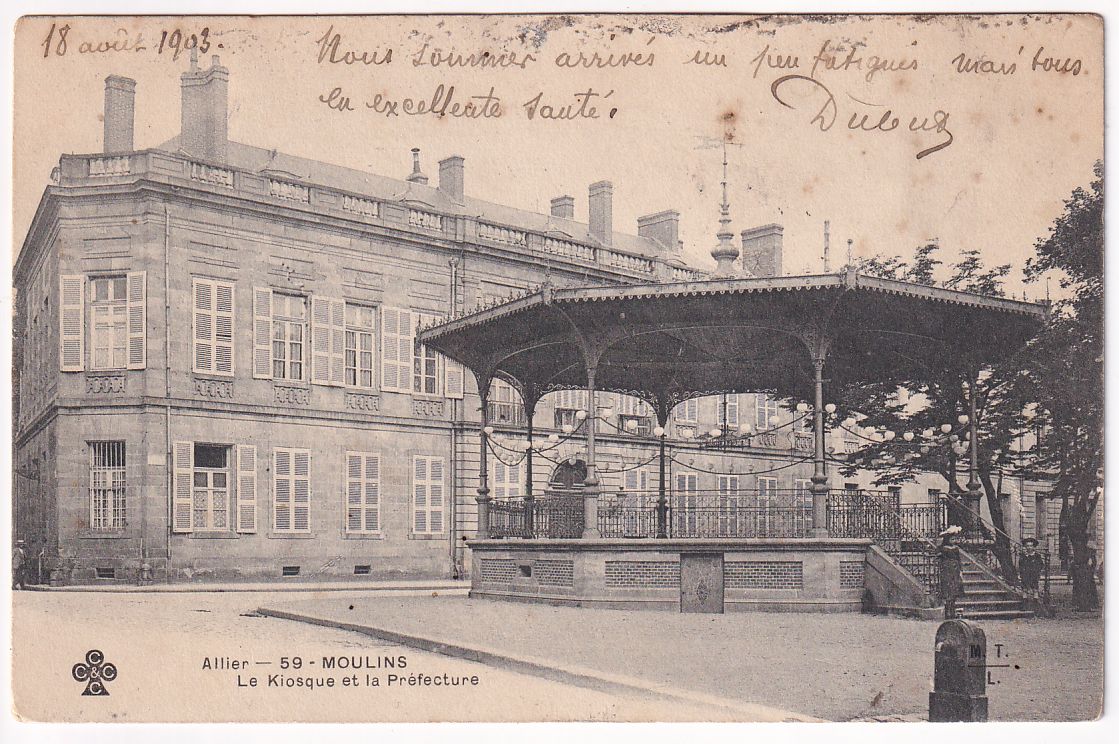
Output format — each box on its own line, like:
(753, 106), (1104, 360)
(770, 74), (953, 160)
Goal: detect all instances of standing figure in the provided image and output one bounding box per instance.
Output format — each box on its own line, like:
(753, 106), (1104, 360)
(12, 539), (28, 590)
(938, 526), (965, 619)
(1019, 538), (1045, 602)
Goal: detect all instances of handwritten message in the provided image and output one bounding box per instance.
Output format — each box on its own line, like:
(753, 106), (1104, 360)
(36, 19), (1090, 161)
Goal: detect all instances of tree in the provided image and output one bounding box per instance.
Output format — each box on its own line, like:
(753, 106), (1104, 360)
(1018, 161), (1103, 610)
(838, 243), (1026, 583)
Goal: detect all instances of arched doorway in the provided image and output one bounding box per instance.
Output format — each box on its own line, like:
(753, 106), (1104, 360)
(548, 459), (587, 491)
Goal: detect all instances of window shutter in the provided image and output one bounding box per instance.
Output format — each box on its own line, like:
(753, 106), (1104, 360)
(413, 456), (428, 533)
(329, 299), (345, 385)
(381, 307), (412, 392)
(59, 275), (85, 371)
(444, 359), (464, 399)
(172, 441), (194, 533)
(293, 450), (311, 531)
(363, 454), (380, 532)
(215, 283), (234, 375)
(126, 271), (146, 369)
(429, 457), (445, 533)
(236, 444), (257, 533)
(311, 296), (330, 385)
(193, 280), (214, 374)
(252, 287), (273, 379)
(312, 296), (346, 386)
(346, 452), (380, 533)
(274, 448), (291, 531)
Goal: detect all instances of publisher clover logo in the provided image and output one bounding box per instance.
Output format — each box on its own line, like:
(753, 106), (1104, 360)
(72, 649), (118, 696)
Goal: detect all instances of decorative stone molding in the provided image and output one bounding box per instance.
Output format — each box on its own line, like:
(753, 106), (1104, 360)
(189, 161), (235, 188)
(408, 209), (443, 231)
(268, 179), (310, 203)
(89, 156), (130, 177)
(274, 385), (310, 406)
(345, 392), (381, 412)
(86, 374), (125, 394)
(342, 194), (379, 217)
(194, 378), (233, 399)
(479, 222), (528, 247)
(412, 398), (445, 418)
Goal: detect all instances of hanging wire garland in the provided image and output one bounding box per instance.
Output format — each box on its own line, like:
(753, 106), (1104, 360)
(667, 453), (814, 477)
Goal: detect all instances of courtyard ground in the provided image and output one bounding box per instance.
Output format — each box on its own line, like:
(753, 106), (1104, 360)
(10, 589), (787, 723)
(258, 594), (1105, 722)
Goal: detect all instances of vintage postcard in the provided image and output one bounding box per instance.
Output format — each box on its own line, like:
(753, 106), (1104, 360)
(7, 11), (1105, 727)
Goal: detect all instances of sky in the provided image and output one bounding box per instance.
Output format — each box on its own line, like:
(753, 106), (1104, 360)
(10, 14), (1103, 299)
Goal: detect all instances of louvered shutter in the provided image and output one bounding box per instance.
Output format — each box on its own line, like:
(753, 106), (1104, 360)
(444, 359), (464, 399)
(172, 441), (194, 533)
(59, 275), (85, 371)
(413, 456), (428, 533)
(429, 458), (444, 533)
(493, 459), (507, 500)
(274, 448), (291, 531)
(236, 444), (257, 533)
(312, 297), (346, 386)
(346, 453), (363, 533)
(193, 280), (214, 373)
(252, 287), (273, 379)
(381, 307), (412, 392)
(364, 455), (380, 532)
(126, 271), (146, 369)
(215, 283), (234, 375)
(311, 296), (330, 385)
(293, 450), (311, 531)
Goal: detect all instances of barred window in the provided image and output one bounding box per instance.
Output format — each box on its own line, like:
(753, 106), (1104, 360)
(89, 441), (126, 529)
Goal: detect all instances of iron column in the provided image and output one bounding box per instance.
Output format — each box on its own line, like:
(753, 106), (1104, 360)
(476, 386), (491, 539)
(582, 364), (601, 538)
(810, 357), (829, 536)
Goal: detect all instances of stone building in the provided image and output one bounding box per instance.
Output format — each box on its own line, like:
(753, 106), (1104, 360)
(12, 58), (962, 585)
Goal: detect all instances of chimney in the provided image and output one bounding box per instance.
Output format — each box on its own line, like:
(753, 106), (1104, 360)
(438, 155), (464, 202)
(103, 75), (136, 154)
(180, 53), (229, 162)
(740, 224), (784, 277)
(407, 148), (429, 184)
(550, 195), (575, 220)
(637, 210), (680, 254)
(588, 181), (613, 245)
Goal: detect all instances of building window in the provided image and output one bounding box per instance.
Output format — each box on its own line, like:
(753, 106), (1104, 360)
(413, 313), (441, 395)
(90, 276), (128, 370)
(551, 389), (588, 430)
(346, 452), (381, 534)
(488, 379), (525, 425)
(89, 441), (126, 530)
(192, 279), (235, 375)
(619, 415), (651, 436)
(724, 395), (740, 428)
(794, 478), (813, 529)
(274, 448), (311, 532)
(756, 394), (779, 431)
(493, 458), (522, 500)
(675, 398), (698, 424)
(412, 455), (445, 534)
(345, 304), (376, 388)
(271, 294), (306, 381)
(717, 474), (741, 534)
(674, 470), (699, 535)
(192, 444), (231, 530)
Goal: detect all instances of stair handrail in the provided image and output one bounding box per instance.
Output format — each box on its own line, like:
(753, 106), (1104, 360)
(956, 545), (1030, 602)
(833, 489), (944, 600)
(942, 491), (1051, 603)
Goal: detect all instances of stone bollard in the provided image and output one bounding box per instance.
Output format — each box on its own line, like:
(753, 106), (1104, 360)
(929, 619), (988, 721)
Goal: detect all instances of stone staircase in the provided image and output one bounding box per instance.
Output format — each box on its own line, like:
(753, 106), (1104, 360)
(955, 552), (1035, 620)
